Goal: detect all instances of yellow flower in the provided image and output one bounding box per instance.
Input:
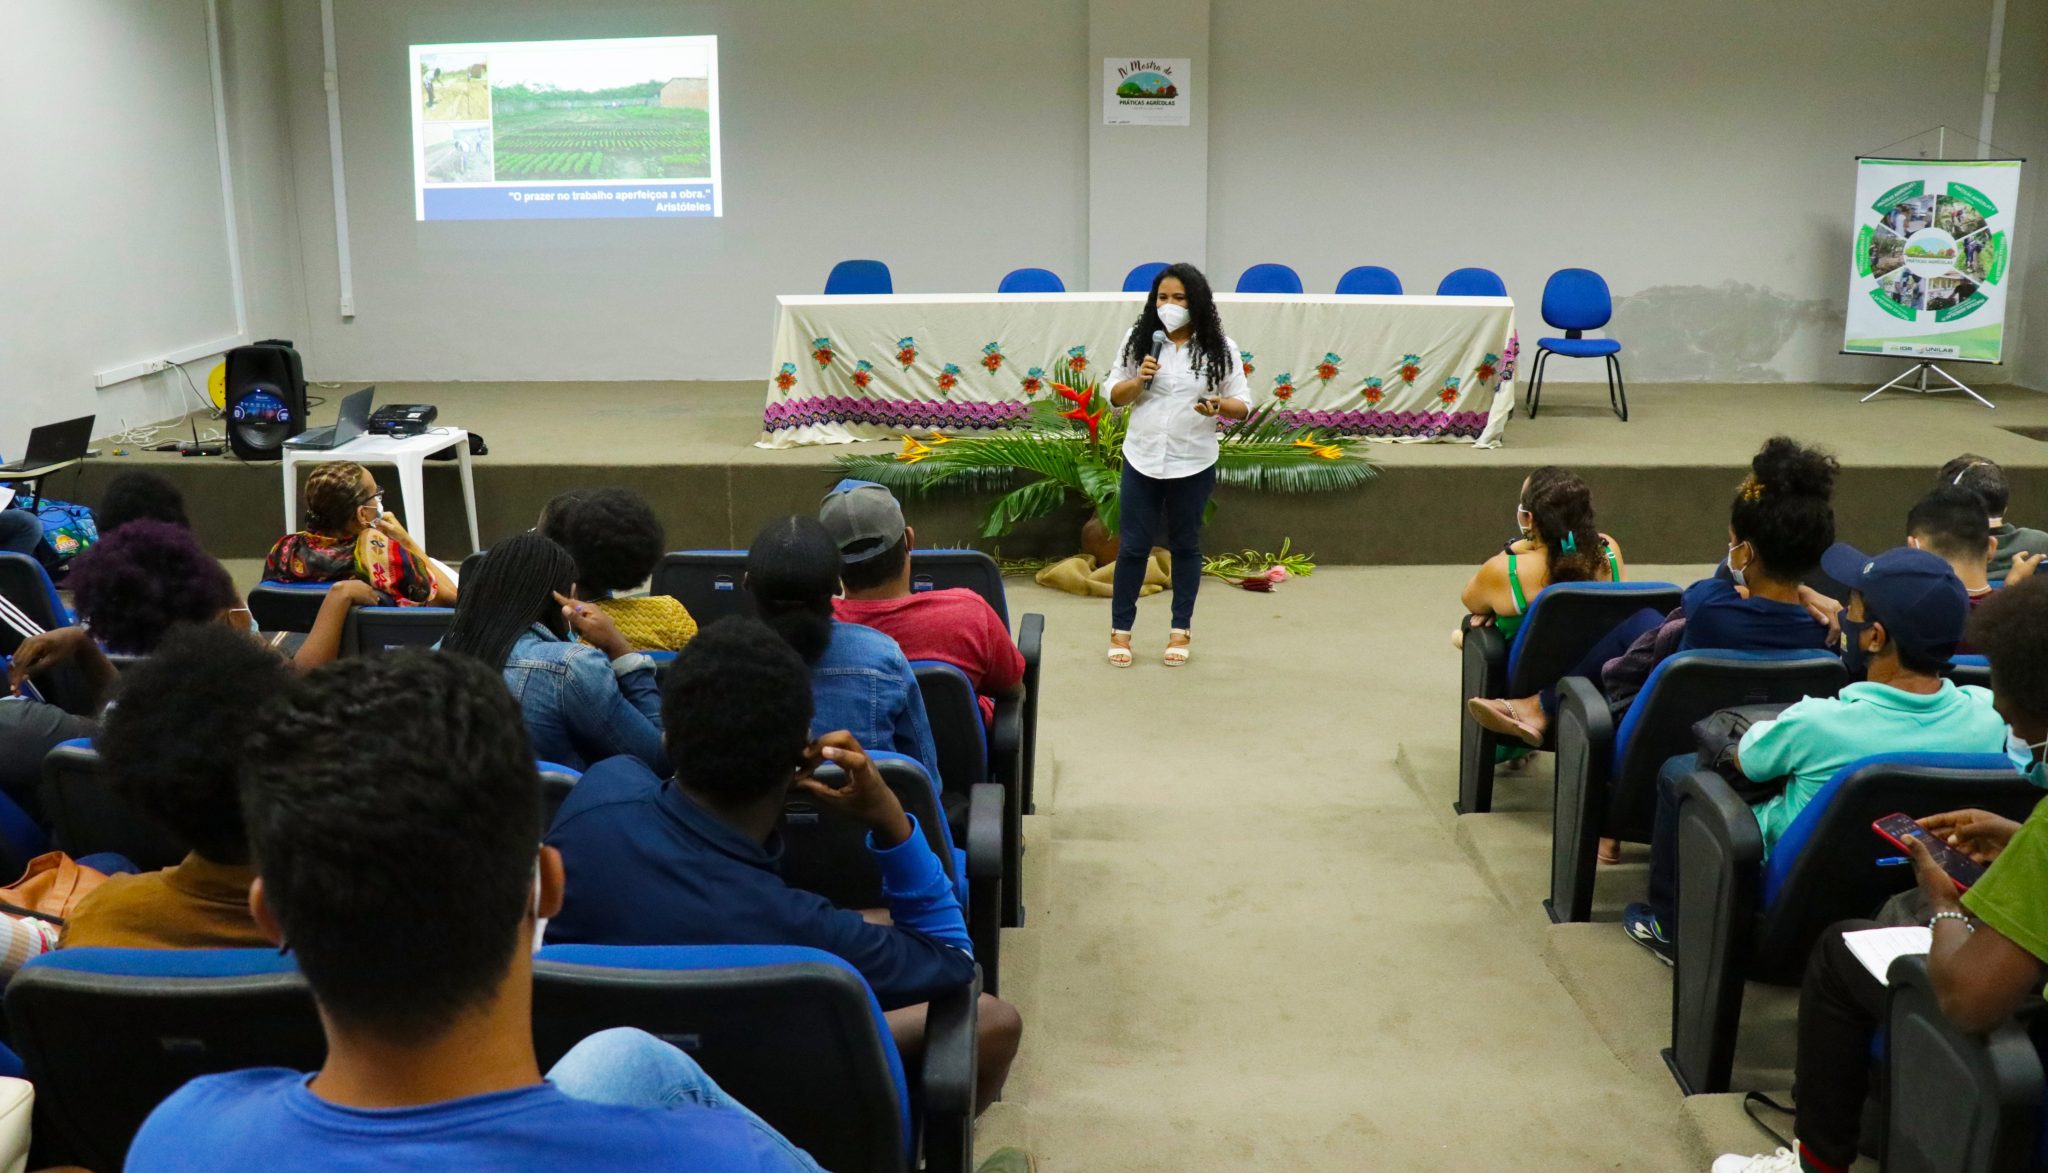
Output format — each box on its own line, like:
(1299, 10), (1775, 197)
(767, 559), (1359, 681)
(897, 435), (934, 463)
(1312, 444), (1343, 460)
(926, 430), (953, 445)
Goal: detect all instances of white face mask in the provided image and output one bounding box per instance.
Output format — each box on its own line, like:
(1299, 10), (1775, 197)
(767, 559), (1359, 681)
(1156, 303), (1190, 332)
(1516, 506), (1532, 536)
(1726, 540), (1749, 587)
(2006, 728), (2048, 785)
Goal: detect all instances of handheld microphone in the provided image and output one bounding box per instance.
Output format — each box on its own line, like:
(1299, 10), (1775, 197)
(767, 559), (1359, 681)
(1144, 329), (1167, 388)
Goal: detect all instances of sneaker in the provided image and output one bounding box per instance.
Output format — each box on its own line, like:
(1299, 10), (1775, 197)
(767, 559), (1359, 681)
(976, 1148), (1035, 1173)
(1710, 1147), (1799, 1173)
(1623, 901), (1675, 966)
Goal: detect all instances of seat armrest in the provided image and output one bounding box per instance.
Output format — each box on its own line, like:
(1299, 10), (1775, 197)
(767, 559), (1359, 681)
(1456, 617), (1512, 815)
(964, 783), (1005, 995)
(990, 699), (1023, 786)
(965, 784), (1004, 880)
(1884, 952), (2048, 1170)
(919, 969), (981, 1173)
(1546, 675), (1617, 923)
(1016, 613), (1044, 815)
(1667, 767), (1765, 1095)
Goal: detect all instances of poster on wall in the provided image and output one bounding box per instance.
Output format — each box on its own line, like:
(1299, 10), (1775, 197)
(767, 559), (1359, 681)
(1843, 157), (2022, 363)
(1102, 57), (1189, 126)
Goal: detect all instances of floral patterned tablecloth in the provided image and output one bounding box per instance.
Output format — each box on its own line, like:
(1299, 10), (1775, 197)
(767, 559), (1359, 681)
(758, 292), (1516, 449)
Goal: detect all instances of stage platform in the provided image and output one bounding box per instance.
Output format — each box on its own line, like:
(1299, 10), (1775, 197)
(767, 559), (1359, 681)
(63, 377), (2048, 566)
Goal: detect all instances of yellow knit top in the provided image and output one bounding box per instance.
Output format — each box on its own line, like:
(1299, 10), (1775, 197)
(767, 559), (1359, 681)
(590, 595), (699, 653)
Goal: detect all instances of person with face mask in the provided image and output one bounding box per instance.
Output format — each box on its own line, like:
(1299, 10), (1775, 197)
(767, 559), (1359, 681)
(1102, 263), (1252, 668)
(264, 461), (458, 605)
(1625, 545), (2009, 965)
(1713, 575), (2048, 1173)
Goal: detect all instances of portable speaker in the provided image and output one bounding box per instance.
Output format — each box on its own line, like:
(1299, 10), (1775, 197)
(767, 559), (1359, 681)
(225, 339), (307, 460)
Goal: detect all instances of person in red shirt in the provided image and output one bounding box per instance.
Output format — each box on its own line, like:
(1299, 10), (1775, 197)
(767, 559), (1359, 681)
(819, 481), (1024, 726)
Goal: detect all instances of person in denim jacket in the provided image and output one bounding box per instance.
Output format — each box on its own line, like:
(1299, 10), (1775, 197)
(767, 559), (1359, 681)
(744, 517), (941, 791)
(440, 532), (665, 772)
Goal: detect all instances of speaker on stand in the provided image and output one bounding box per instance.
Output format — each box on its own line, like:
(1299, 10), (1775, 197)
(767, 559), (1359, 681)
(225, 340), (308, 460)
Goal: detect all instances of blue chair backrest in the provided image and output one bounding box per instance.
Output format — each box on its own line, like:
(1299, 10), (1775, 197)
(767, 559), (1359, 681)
(245, 581), (335, 633)
(1541, 267), (1614, 332)
(1504, 580), (1684, 692)
(344, 606), (455, 656)
(1122, 262), (1169, 292)
(912, 661), (988, 805)
(1236, 263), (1303, 294)
(1948, 653), (1991, 689)
(5, 947), (320, 1171)
(1752, 754), (2036, 977)
(650, 550), (754, 626)
(0, 552), (67, 633)
(1335, 265), (1402, 295)
(780, 750), (957, 910)
(533, 943), (910, 1170)
(910, 548), (1009, 628)
(824, 259), (893, 295)
(537, 761), (581, 829)
(41, 739), (186, 871)
(1437, 267), (1508, 297)
(997, 267), (1064, 293)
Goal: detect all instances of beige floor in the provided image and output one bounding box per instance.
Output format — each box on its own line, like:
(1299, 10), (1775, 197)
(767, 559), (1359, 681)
(970, 561), (1832, 1172)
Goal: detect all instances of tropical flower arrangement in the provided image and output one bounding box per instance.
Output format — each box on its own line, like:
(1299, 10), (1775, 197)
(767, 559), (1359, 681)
(835, 358), (1376, 539)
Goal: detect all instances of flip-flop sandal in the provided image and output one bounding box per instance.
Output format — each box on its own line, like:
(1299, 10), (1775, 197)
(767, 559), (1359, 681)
(1107, 632), (1134, 668)
(1465, 697), (1543, 748)
(1163, 629), (1192, 667)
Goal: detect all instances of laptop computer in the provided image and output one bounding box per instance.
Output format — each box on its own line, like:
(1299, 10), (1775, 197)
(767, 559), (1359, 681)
(286, 386), (375, 451)
(0, 415), (95, 474)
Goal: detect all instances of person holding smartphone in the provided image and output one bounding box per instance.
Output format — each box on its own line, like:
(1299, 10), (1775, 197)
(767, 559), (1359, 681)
(1103, 263), (1252, 668)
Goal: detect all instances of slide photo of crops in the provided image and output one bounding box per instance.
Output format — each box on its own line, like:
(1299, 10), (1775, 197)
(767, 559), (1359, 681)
(487, 42), (712, 182)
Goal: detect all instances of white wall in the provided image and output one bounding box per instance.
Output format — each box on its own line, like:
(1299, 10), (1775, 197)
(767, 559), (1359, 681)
(279, 0), (1090, 382)
(2003, 0), (2048, 388)
(0, 0), (303, 455)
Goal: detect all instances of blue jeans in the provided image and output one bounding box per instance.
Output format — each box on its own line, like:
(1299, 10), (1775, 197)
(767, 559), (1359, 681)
(546, 1027), (825, 1171)
(0, 511), (40, 557)
(1111, 462), (1216, 632)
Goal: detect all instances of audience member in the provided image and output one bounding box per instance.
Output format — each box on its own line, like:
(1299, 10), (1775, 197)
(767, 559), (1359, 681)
(265, 461), (456, 605)
(821, 481), (1023, 727)
(745, 516), (941, 785)
(1455, 466), (1624, 647)
(1908, 483), (1996, 650)
(58, 624), (288, 949)
(1713, 577), (2048, 1173)
(539, 487), (697, 652)
(544, 618), (1021, 1113)
(125, 649), (823, 1171)
(439, 531), (664, 771)
(1626, 545), (2007, 962)
(1941, 453), (2048, 580)
(0, 508), (41, 558)
(96, 470), (189, 534)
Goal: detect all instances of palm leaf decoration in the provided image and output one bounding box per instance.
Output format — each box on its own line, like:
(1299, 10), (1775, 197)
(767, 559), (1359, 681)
(836, 357), (1375, 537)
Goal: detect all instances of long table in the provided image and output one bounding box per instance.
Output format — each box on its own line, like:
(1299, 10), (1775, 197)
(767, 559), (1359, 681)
(757, 292), (1517, 449)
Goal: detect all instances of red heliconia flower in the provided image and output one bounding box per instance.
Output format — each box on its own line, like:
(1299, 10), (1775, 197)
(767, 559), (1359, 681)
(1050, 381), (1105, 441)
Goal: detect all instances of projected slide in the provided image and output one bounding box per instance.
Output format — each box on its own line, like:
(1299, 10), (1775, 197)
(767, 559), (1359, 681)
(409, 35), (720, 221)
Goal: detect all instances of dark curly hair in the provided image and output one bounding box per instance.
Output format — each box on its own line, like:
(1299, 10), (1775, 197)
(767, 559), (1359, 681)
(240, 650), (542, 1043)
(1940, 453), (2010, 517)
(1522, 468), (1606, 583)
(99, 624), (291, 863)
(1117, 262), (1233, 389)
(1969, 576), (2048, 721)
(1908, 484), (1992, 563)
(66, 520), (237, 654)
(97, 471), (188, 534)
(1730, 437), (1838, 580)
(539, 487), (665, 597)
(662, 617), (813, 804)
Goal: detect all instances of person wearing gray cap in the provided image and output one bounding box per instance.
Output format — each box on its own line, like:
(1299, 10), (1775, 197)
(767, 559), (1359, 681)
(821, 481), (1024, 728)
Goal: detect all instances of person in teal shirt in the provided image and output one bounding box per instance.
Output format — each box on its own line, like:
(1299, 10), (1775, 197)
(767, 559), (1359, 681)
(1628, 544), (2003, 963)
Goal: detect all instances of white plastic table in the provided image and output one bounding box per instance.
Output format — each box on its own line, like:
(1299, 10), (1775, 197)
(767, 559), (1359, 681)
(280, 428), (479, 554)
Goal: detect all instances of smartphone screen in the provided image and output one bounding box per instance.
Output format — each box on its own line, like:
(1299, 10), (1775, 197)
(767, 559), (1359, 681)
(1872, 812), (1988, 891)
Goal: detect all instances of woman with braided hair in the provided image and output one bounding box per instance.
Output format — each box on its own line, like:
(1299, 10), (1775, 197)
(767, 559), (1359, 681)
(264, 461), (457, 605)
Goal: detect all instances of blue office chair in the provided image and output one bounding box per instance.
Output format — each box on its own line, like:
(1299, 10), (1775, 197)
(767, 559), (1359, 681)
(1335, 266), (1402, 295)
(997, 267), (1064, 293)
(1548, 648), (1848, 924)
(1437, 267), (1509, 297)
(1122, 262), (1169, 292)
(245, 581), (335, 634)
(1236, 263), (1303, 294)
(5, 948), (321, 1171)
(342, 606), (455, 656)
(533, 944), (978, 1173)
(650, 550), (753, 626)
(41, 739), (186, 871)
(1948, 653), (1992, 689)
(1886, 953), (2047, 1171)
(1669, 753), (2036, 1095)
(1528, 268), (1627, 420)
(0, 551), (88, 712)
(825, 259), (893, 295)
(914, 662), (1019, 934)
(1457, 581), (1684, 815)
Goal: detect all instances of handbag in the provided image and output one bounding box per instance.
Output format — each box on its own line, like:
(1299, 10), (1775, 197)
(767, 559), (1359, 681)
(1693, 702), (1796, 804)
(0, 853), (112, 980)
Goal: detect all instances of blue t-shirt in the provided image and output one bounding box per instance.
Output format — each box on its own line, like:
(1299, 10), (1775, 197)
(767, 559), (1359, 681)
(1679, 575), (1828, 653)
(127, 1069), (805, 1171)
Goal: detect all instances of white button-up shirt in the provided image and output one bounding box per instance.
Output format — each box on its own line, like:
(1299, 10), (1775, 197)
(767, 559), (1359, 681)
(1106, 328), (1254, 480)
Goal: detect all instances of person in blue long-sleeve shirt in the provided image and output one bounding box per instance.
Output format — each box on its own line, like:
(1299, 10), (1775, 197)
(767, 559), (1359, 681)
(544, 617), (1021, 1114)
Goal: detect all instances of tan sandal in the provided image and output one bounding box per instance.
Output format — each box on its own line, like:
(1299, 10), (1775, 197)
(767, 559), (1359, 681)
(1164, 629), (1192, 667)
(1465, 697), (1543, 748)
(1107, 631), (1133, 668)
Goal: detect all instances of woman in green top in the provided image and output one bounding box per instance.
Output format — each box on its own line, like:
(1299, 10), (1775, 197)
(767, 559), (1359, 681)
(1456, 466), (1626, 649)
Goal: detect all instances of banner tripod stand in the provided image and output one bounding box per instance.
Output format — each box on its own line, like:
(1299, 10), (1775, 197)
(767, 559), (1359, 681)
(1861, 361), (1994, 408)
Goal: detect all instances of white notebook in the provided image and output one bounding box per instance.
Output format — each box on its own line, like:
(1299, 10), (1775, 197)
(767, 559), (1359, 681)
(1843, 926), (1932, 986)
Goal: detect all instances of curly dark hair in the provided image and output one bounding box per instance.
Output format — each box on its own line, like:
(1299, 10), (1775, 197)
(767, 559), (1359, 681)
(1940, 453), (2010, 517)
(1969, 576), (2048, 721)
(99, 624), (291, 863)
(96, 471), (188, 534)
(1730, 437), (1838, 581)
(662, 617), (813, 804)
(239, 650), (542, 1043)
(1522, 468), (1606, 583)
(538, 487), (665, 597)
(1117, 262), (1233, 389)
(1908, 484), (1992, 563)
(66, 520), (237, 654)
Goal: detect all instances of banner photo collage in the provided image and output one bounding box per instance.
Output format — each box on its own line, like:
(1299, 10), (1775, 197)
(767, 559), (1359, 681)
(1844, 157), (2022, 364)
